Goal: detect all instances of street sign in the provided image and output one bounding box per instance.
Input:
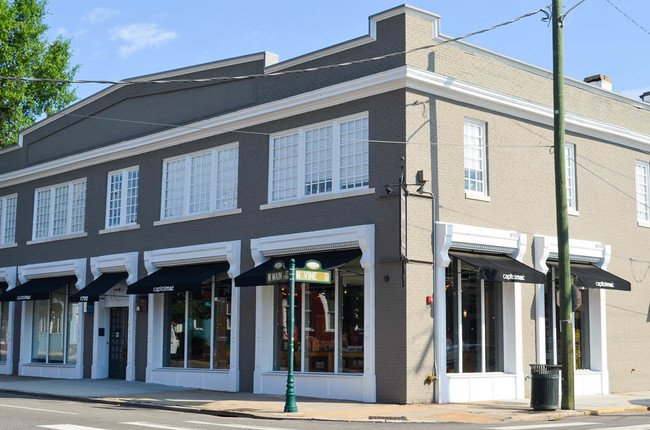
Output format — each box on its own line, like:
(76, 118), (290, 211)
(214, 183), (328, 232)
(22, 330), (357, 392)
(266, 259), (332, 285)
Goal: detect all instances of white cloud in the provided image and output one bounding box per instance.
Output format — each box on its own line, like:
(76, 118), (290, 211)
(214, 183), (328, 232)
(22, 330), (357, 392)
(83, 7), (118, 24)
(110, 23), (177, 58)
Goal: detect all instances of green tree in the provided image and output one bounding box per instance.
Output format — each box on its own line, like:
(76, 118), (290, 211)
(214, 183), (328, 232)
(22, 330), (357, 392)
(0, 0), (77, 146)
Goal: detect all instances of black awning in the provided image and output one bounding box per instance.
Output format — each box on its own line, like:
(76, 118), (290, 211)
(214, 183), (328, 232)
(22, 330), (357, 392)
(70, 272), (128, 303)
(450, 251), (547, 284)
(0, 276), (77, 302)
(127, 262), (229, 295)
(235, 249), (362, 287)
(547, 261), (631, 291)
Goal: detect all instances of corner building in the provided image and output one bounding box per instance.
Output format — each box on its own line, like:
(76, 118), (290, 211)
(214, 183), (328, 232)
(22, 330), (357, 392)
(0, 5), (648, 404)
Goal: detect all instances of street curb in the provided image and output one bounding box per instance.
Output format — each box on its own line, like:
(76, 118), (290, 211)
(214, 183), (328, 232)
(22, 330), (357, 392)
(583, 406), (650, 415)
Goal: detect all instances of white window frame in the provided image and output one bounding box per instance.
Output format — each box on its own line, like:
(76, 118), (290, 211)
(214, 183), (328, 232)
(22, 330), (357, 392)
(159, 143), (239, 222)
(635, 160), (650, 226)
(463, 118), (488, 199)
(267, 112), (369, 204)
(31, 179), (87, 241)
(565, 143), (578, 214)
(0, 194), (17, 247)
(104, 166), (139, 230)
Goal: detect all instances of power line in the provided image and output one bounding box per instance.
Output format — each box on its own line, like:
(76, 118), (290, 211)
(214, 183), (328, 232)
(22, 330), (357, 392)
(64, 112), (551, 149)
(0, 6), (551, 86)
(604, 0), (650, 38)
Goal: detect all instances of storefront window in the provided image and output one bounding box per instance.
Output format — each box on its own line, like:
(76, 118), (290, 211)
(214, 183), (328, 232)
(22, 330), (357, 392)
(0, 285), (8, 363)
(213, 279), (231, 369)
(273, 257), (364, 374)
(545, 266), (591, 370)
(445, 258), (504, 373)
(188, 285), (211, 368)
(162, 276), (231, 369)
(274, 283), (302, 372)
(30, 283), (77, 364)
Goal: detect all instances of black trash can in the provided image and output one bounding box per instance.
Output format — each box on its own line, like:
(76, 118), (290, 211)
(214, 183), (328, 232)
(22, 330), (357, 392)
(529, 364), (561, 410)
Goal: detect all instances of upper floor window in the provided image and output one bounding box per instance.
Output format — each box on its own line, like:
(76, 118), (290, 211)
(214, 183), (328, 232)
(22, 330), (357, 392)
(565, 143), (577, 212)
(33, 179), (86, 240)
(464, 119), (487, 196)
(269, 113), (369, 202)
(106, 167), (139, 229)
(636, 160), (650, 224)
(0, 194), (17, 245)
(161, 144), (238, 220)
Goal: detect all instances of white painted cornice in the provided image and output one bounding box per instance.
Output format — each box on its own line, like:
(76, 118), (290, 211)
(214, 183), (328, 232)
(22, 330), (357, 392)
(0, 67), (406, 189)
(436, 222), (526, 268)
(90, 252), (139, 285)
(2, 66), (650, 190)
(532, 235), (609, 273)
(252, 224), (374, 268)
(18, 258), (87, 290)
(143, 241), (241, 278)
(0, 266), (17, 290)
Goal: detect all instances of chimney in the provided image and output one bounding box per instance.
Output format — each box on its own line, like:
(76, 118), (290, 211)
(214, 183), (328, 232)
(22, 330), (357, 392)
(641, 91), (650, 103)
(584, 74), (612, 91)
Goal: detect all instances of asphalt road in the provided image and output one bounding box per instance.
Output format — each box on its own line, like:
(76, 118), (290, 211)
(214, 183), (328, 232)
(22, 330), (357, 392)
(0, 393), (649, 430)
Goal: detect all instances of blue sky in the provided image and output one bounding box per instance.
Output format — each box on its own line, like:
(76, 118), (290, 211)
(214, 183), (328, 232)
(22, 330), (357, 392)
(44, 0), (650, 104)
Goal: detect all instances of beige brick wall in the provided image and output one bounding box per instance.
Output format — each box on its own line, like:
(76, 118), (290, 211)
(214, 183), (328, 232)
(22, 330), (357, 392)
(405, 9), (650, 395)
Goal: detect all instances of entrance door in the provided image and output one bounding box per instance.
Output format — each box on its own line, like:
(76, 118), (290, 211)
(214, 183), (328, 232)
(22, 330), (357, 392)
(108, 307), (128, 379)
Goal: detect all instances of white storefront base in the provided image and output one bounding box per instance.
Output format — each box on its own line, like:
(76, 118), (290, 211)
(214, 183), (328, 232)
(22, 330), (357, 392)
(144, 241), (241, 392)
(435, 222), (528, 403)
(17, 259), (86, 379)
(89, 252), (138, 381)
(447, 373), (518, 403)
(257, 372), (364, 401)
(251, 224), (376, 402)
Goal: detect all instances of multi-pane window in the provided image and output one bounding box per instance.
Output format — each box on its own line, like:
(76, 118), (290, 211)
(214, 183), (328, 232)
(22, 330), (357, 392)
(33, 179), (86, 240)
(0, 194), (17, 245)
(636, 161), (650, 223)
(31, 283), (79, 364)
(162, 145), (238, 220)
(273, 258), (364, 374)
(106, 167), (139, 228)
(269, 113), (369, 202)
(565, 143), (577, 211)
(464, 119), (487, 195)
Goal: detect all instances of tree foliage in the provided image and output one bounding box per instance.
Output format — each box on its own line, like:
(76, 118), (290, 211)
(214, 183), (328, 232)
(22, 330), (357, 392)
(0, 0), (77, 146)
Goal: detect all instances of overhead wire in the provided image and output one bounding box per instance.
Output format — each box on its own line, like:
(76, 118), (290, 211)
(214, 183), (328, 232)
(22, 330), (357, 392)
(0, 6), (551, 86)
(604, 0), (650, 38)
(63, 112), (553, 148)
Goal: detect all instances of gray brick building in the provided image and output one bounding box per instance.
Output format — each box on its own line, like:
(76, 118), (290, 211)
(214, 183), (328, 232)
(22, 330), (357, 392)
(0, 5), (648, 404)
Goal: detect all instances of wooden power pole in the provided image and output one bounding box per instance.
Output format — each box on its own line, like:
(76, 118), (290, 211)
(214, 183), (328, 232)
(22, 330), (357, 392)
(552, 0), (575, 410)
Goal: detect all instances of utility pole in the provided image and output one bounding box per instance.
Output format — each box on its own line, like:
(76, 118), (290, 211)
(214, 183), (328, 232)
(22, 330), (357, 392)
(552, 0), (574, 410)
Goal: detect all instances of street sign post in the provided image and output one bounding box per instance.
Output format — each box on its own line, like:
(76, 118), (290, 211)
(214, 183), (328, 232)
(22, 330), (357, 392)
(266, 259), (331, 413)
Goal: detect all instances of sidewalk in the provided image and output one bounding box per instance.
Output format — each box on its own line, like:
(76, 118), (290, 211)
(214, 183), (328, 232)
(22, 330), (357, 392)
(0, 375), (648, 424)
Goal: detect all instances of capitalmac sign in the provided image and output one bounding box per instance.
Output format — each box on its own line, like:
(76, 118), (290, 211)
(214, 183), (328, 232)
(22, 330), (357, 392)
(502, 273), (526, 282)
(152, 285), (175, 293)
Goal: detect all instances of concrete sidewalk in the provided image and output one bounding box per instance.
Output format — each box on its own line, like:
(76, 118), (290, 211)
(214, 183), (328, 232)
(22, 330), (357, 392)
(0, 375), (648, 424)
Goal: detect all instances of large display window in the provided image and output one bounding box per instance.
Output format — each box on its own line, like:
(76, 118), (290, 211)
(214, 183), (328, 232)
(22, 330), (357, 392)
(445, 257), (504, 374)
(272, 259), (364, 374)
(31, 283), (79, 364)
(162, 275), (231, 369)
(544, 267), (591, 370)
